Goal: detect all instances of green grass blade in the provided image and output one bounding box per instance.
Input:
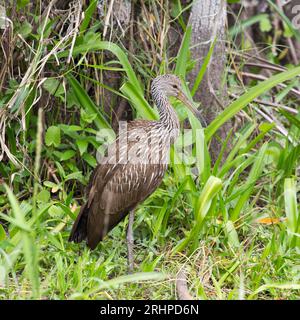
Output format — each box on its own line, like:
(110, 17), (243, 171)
(191, 37), (216, 96)
(161, 176), (196, 233)
(79, 0), (98, 34)
(64, 41), (158, 121)
(225, 221), (240, 249)
(240, 122), (275, 154)
(4, 185), (40, 298)
(175, 26), (191, 79)
(67, 74), (112, 132)
(61, 41), (142, 91)
(248, 283), (300, 300)
(120, 82), (158, 120)
(282, 145), (300, 178)
(230, 143), (268, 221)
(196, 128), (211, 183)
(32, 108), (43, 220)
(284, 178), (299, 247)
(194, 176), (222, 225)
(229, 14), (270, 37)
(173, 176), (222, 254)
(226, 123), (256, 164)
(152, 201), (168, 239)
(0, 213), (32, 232)
(86, 272), (166, 296)
(205, 66), (300, 141)
(217, 154), (254, 179)
(279, 109), (300, 130)
(212, 128), (233, 175)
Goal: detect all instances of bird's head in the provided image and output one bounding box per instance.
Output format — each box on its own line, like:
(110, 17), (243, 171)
(151, 74), (202, 121)
(151, 74), (183, 97)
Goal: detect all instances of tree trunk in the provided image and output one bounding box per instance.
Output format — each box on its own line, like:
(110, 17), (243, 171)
(187, 0), (231, 160)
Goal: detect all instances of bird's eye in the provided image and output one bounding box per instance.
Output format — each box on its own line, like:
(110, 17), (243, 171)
(172, 84), (178, 89)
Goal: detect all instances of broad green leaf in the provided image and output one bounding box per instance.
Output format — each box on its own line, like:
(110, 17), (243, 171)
(259, 15), (272, 32)
(229, 14), (270, 37)
(83, 153), (97, 168)
(59, 150), (76, 161)
(65, 171), (84, 182)
(17, 0), (29, 9)
(81, 108), (98, 124)
(43, 78), (64, 97)
(37, 190), (50, 203)
(48, 205), (65, 218)
(19, 21), (32, 37)
(76, 139), (88, 156)
(45, 126), (61, 147)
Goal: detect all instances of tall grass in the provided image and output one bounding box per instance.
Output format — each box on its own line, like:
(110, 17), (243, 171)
(284, 178), (300, 248)
(3, 185), (40, 299)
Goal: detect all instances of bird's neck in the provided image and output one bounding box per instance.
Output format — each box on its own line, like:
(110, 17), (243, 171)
(152, 90), (180, 135)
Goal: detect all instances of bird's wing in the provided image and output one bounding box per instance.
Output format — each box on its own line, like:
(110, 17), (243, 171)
(85, 120), (169, 248)
(71, 120), (169, 249)
(85, 119), (155, 208)
(68, 161), (121, 245)
(86, 163), (167, 249)
(69, 129), (127, 245)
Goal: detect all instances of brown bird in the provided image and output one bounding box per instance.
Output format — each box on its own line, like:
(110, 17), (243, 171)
(69, 74), (200, 269)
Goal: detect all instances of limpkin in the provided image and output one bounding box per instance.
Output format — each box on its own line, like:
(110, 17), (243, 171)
(69, 74), (200, 270)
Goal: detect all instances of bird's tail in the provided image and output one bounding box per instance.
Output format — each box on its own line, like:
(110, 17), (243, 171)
(69, 203), (89, 243)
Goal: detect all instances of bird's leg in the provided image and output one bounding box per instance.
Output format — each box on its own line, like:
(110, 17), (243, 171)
(126, 210), (135, 273)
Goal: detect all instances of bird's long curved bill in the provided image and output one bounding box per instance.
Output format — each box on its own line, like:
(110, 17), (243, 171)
(177, 91), (207, 127)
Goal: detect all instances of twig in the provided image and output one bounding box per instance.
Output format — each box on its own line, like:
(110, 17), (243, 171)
(252, 105), (292, 140)
(229, 69), (300, 98)
(67, 0), (82, 64)
(230, 50), (287, 71)
(229, 93), (298, 114)
(103, 0), (115, 39)
(239, 61), (286, 73)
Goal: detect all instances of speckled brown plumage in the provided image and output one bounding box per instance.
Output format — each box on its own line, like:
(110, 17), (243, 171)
(69, 75), (197, 249)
